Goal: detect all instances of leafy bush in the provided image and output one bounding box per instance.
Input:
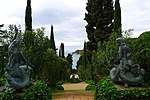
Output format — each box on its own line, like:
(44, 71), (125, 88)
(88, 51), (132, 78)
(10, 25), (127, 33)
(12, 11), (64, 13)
(23, 30), (70, 87)
(49, 85), (64, 91)
(0, 89), (17, 100)
(91, 32), (119, 82)
(68, 78), (82, 83)
(23, 80), (52, 100)
(95, 78), (150, 100)
(86, 80), (95, 85)
(85, 85), (96, 90)
(0, 80), (52, 100)
(0, 77), (5, 86)
(125, 31), (150, 83)
(57, 81), (65, 85)
(54, 85), (64, 91)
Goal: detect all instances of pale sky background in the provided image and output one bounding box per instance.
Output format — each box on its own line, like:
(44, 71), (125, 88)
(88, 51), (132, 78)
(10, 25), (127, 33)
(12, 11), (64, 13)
(0, 0), (150, 68)
(1, 0), (150, 52)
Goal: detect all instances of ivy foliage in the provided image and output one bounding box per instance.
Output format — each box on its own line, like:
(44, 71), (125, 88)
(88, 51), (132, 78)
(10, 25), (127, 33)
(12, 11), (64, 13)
(95, 78), (150, 100)
(0, 81), (52, 100)
(23, 81), (52, 100)
(85, 85), (96, 90)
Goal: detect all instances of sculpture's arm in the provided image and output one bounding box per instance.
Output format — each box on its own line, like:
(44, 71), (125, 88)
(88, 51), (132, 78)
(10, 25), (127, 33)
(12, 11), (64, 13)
(12, 33), (17, 41)
(114, 46), (122, 64)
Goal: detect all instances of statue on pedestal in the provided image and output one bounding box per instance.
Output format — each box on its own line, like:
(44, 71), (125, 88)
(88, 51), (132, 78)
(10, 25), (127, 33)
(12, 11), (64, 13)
(110, 38), (145, 87)
(1, 29), (34, 92)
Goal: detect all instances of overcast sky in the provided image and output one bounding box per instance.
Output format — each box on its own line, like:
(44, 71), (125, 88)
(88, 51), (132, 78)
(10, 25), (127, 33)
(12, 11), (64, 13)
(0, 0), (150, 54)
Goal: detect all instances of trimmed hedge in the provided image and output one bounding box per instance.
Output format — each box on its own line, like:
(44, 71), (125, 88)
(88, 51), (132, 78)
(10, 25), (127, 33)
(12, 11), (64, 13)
(95, 78), (150, 100)
(86, 80), (96, 85)
(68, 78), (82, 83)
(85, 85), (96, 90)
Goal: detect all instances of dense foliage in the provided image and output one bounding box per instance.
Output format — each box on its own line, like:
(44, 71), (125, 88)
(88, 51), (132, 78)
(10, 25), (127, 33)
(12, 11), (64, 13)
(85, 0), (114, 51)
(0, 81), (52, 100)
(85, 85), (96, 90)
(78, 32), (119, 82)
(95, 78), (150, 100)
(85, 80), (96, 91)
(23, 28), (69, 86)
(78, 0), (115, 82)
(127, 31), (150, 83)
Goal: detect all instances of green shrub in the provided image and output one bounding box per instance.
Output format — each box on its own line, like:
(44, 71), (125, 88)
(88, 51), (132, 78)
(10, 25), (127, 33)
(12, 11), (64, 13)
(86, 80), (95, 85)
(49, 85), (64, 91)
(0, 77), (5, 86)
(95, 78), (150, 100)
(55, 85), (64, 91)
(85, 85), (96, 90)
(56, 81), (65, 85)
(124, 31), (150, 83)
(23, 80), (52, 100)
(23, 29), (70, 87)
(0, 89), (17, 100)
(68, 78), (82, 83)
(0, 80), (52, 100)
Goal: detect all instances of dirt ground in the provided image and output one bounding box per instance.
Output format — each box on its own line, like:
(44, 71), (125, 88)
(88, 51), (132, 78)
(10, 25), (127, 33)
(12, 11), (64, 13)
(52, 82), (95, 100)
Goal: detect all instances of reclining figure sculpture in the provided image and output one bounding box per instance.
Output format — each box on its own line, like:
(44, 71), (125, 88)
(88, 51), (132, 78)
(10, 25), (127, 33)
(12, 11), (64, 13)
(110, 38), (145, 87)
(1, 30), (33, 92)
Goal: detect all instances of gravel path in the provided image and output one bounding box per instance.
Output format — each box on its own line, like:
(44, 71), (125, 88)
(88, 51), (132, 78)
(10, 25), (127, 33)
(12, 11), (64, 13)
(52, 82), (95, 100)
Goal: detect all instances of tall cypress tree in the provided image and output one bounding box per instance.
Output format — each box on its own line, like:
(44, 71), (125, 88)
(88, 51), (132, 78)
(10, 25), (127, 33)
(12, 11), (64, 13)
(85, 0), (114, 50)
(50, 25), (56, 53)
(25, 0), (32, 31)
(114, 0), (122, 36)
(59, 43), (65, 58)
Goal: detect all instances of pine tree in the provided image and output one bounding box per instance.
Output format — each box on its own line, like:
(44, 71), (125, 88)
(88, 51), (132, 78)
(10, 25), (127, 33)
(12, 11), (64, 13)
(50, 25), (56, 53)
(114, 0), (122, 36)
(85, 0), (114, 50)
(25, 0), (32, 31)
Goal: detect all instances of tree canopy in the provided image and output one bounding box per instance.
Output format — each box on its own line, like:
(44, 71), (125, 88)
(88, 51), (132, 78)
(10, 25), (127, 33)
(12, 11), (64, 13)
(85, 0), (114, 50)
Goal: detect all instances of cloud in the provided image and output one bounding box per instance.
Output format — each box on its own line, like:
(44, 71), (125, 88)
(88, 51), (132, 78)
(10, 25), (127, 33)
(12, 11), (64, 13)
(0, 0), (88, 53)
(2, 0), (150, 52)
(121, 0), (150, 37)
(31, 0), (88, 52)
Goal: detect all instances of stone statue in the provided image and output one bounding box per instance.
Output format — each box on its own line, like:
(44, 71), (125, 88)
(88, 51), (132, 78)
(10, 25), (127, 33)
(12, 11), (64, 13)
(1, 30), (34, 92)
(110, 38), (145, 87)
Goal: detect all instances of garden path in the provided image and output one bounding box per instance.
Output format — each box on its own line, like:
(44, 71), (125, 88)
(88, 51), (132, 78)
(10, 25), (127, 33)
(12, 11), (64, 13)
(52, 82), (95, 100)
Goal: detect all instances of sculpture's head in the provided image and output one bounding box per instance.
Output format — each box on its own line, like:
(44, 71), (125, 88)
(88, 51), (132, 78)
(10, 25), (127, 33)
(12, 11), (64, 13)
(116, 38), (123, 46)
